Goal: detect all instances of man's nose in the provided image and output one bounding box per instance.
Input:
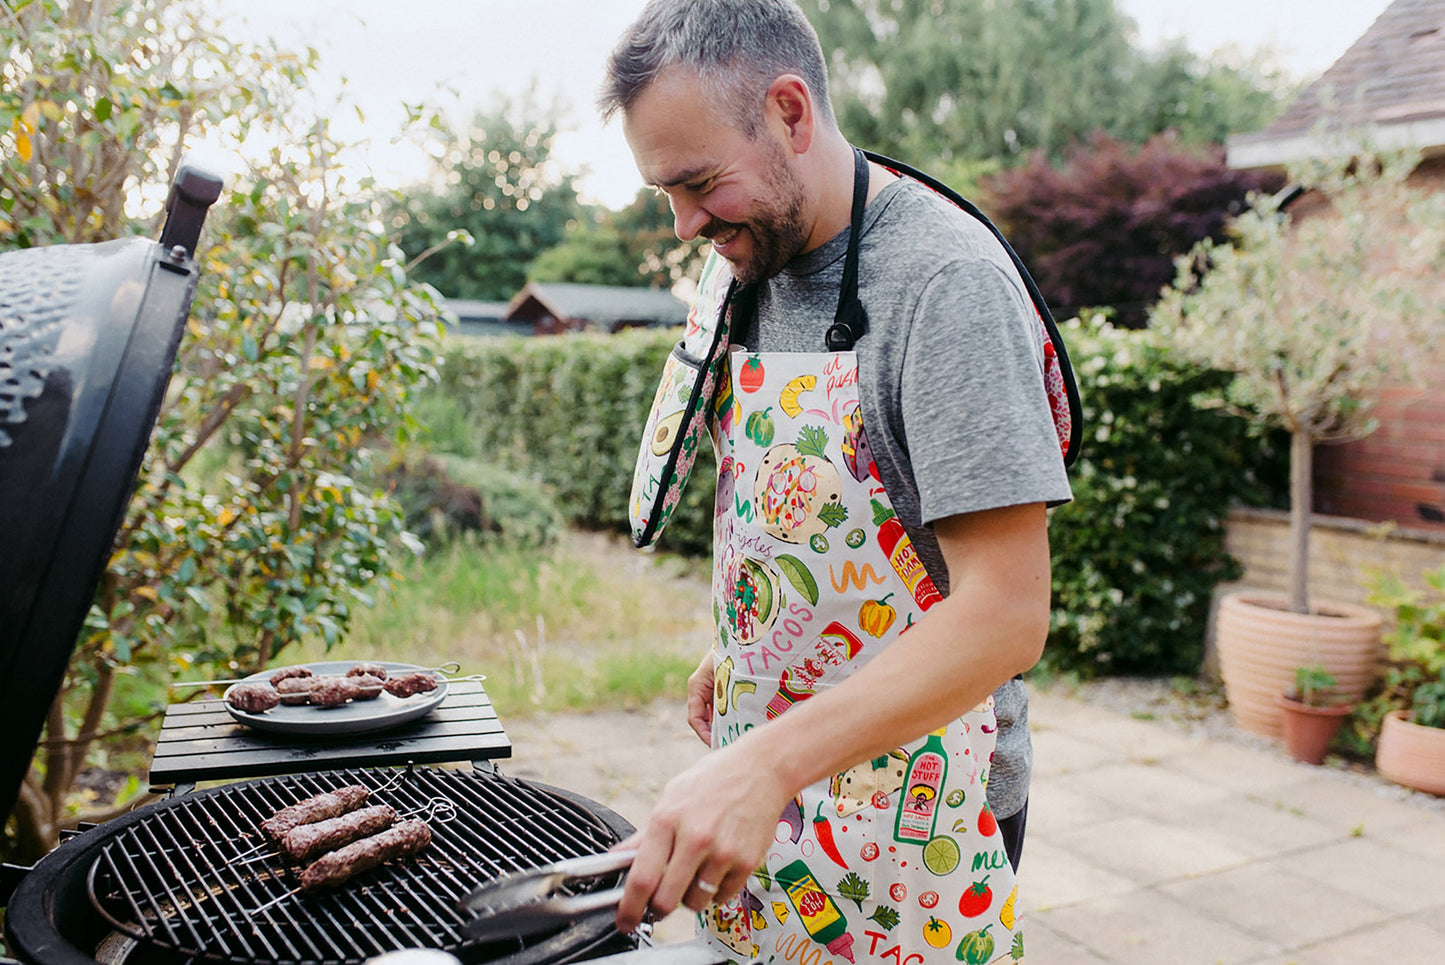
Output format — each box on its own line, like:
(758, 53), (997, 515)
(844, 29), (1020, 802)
(671, 195), (709, 243)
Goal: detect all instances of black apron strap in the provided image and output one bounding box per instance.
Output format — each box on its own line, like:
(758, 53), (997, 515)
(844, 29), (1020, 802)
(825, 147), (871, 352)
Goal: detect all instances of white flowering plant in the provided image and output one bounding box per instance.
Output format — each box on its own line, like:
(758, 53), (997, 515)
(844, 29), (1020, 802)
(1152, 151), (1445, 614)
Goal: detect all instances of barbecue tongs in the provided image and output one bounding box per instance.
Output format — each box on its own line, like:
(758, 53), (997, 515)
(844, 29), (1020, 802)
(459, 849), (638, 943)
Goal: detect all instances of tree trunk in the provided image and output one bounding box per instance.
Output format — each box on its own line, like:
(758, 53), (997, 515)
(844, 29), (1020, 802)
(1288, 429), (1313, 614)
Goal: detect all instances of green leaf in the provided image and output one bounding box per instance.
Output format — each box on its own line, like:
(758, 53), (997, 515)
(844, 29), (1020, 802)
(837, 871), (869, 910)
(868, 905), (900, 931)
(795, 425), (829, 459)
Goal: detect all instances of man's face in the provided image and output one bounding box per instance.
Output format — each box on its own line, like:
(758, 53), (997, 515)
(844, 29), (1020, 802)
(623, 68), (809, 285)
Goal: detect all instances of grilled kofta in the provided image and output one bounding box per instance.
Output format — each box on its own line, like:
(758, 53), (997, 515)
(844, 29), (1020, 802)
(227, 683), (280, 714)
(299, 818), (432, 891)
(280, 804), (398, 862)
(383, 671), (439, 698)
(260, 785), (370, 840)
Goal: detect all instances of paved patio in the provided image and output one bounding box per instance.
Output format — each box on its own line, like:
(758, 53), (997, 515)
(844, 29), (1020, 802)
(499, 687), (1445, 964)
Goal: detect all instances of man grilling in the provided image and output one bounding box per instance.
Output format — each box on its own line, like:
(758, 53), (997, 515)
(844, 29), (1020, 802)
(598, 1), (1071, 960)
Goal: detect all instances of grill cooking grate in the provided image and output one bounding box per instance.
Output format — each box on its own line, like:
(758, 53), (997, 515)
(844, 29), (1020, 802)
(85, 766), (628, 964)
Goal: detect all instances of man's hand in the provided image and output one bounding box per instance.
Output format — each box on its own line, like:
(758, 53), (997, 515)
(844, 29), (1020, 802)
(613, 736), (790, 934)
(686, 651), (714, 745)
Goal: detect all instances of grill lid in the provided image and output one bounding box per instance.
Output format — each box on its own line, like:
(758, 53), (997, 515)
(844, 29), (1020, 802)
(0, 164), (222, 819)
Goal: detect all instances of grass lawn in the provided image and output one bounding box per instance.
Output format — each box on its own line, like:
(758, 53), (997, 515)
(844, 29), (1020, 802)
(281, 530), (713, 719)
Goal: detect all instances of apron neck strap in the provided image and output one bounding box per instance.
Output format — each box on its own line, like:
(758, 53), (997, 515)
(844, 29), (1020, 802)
(825, 146), (870, 352)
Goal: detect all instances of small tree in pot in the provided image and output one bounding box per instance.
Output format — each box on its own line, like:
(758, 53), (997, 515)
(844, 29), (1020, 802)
(1151, 150), (1445, 737)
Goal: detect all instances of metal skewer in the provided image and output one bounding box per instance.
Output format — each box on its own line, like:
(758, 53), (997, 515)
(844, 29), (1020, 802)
(169, 662), (477, 688)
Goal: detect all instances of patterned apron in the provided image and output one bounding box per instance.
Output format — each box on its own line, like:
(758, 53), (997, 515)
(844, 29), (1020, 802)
(700, 340), (1023, 965)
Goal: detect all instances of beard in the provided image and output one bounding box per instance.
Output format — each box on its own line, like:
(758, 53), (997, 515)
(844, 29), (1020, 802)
(704, 146), (809, 285)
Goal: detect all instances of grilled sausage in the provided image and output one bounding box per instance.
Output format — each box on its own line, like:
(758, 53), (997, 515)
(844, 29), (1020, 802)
(309, 675), (362, 708)
(350, 673), (384, 700)
(298, 818), (432, 891)
(346, 662), (389, 681)
(276, 676), (317, 706)
(227, 683), (280, 714)
(280, 804), (398, 862)
(260, 785), (370, 840)
(269, 665), (316, 688)
(383, 672), (439, 698)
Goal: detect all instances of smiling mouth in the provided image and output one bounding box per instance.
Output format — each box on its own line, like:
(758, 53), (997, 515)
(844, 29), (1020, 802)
(707, 225), (741, 252)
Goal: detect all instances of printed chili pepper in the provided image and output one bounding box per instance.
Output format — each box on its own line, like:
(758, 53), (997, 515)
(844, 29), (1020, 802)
(813, 801), (849, 869)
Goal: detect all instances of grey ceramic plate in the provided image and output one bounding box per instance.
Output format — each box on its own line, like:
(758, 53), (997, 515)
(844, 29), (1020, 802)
(222, 660), (448, 736)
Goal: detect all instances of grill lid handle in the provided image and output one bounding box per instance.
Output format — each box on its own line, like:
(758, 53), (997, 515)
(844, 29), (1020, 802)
(159, 159), (224, 257)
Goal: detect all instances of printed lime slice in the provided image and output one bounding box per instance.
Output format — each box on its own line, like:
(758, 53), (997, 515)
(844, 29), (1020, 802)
(922, 835), (960, 876)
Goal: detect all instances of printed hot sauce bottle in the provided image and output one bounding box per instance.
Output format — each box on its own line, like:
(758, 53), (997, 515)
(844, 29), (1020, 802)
(774, 859), (856, 963)
(894, 728), (948, 844)
(871, 499), (943, 609)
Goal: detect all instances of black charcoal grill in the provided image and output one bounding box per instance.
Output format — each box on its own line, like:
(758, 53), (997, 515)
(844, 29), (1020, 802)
(0, 167), (713, 965)
(5, 766), (638, 965)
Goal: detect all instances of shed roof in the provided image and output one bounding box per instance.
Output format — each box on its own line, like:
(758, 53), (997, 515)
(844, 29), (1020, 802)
(1229, 0), (1445, 169)
(504, 282), (687, 327)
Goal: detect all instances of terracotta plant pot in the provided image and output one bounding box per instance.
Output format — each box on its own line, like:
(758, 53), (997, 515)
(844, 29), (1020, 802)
(1215, 591), (1383, 739)
(1376, 710), (1445, 796)
(1276, 695), (1353, 765)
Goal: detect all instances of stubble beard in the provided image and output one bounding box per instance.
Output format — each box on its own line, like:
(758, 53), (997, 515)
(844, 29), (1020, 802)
(708, 149), (809, 286)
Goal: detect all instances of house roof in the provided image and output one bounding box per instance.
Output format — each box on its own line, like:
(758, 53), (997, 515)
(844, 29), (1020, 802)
(504, 282), (687, 327)
(1229, 0), (1445, 169)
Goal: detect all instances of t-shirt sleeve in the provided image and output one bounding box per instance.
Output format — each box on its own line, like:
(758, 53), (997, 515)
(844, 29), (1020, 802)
(901, 254), (1073, 524)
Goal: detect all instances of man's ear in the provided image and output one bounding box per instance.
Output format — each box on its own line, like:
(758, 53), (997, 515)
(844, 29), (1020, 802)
(766, 74), (815, 154)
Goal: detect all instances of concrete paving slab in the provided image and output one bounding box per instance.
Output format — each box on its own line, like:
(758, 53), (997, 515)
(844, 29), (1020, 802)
(1166, 794), (1344, 859)
(1251, 918), (1445, 965)
(1158, 863), (1393, 948)
(1045, 814), (1252, 884)
(1029, 888), (1281, 965)
(1270, 836), (1445, 914)
(1024, 782), (1120, 836)
(1017, 836), (1139, 912)
(1056, 758), (1234, 819)
(1152, 738), (1313, 795)
(1028, 727), (1121, 776)
(1019, 916), (1115, 963)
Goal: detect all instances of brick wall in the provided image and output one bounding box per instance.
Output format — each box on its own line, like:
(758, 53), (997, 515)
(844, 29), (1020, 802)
(1205, 507), (1445, 677)
(1310, 155), (1445, 531)
(1223, 506), (1445, 610)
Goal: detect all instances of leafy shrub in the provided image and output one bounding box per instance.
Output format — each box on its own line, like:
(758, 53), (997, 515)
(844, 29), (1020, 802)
(982, 132), (1282, 327)
(1344, 566), (1445, 752)
(1044, 315), (1287, 677)
(427, 329), (717, 556)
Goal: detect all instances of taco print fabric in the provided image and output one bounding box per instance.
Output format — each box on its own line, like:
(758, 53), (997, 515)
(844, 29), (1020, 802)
(703, 345), (1024, 965)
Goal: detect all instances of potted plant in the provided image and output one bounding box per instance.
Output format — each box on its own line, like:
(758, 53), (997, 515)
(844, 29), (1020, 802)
(1355, 567), (1445, 795)
(1151, 149), (1445, 738)
(1276, 665), (1353, 765)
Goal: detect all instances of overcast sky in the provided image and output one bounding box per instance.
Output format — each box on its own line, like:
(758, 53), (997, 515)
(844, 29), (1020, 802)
(210, 0), (1396, 208)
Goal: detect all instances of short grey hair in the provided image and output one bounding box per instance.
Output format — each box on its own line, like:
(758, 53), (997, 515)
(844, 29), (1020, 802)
(598, 0), (834, 137)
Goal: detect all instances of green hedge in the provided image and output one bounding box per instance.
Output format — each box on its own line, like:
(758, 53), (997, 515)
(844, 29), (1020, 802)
(427, 319), (1285, 677)
(431, 329), (718, 557)
(1046, 317), (1286, 676)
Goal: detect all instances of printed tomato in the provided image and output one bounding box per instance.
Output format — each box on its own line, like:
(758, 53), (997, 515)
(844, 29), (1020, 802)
(739, 356), (766, 393)
(918, 891), (939, 909)
(871, 790), (891, 810)
(860, 843), (880, 862)
(978, 803), (998, 837)
(889, 882), (907, 903)
(923, 917), (951, 948)
(958, 876), (992, 918)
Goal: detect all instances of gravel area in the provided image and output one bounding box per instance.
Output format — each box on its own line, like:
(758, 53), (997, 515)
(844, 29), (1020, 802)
(1041, 675), (1445, 814)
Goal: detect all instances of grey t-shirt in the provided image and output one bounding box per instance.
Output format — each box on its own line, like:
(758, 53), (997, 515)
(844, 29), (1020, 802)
(742, 175), (1073, 818)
